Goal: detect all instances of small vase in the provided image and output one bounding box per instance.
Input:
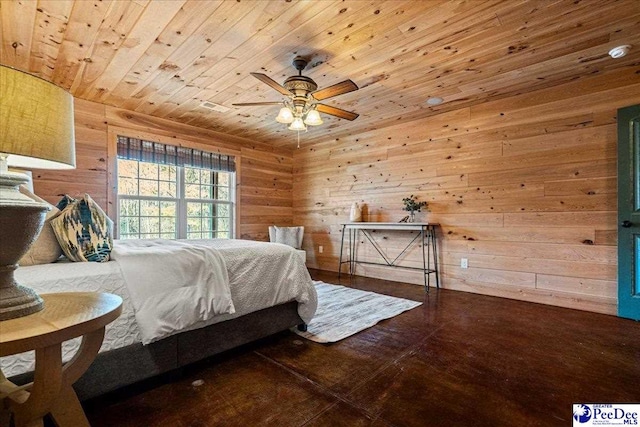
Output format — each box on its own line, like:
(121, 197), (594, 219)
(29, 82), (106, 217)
(408, 211), (415, 223)
(349, 202), (362, 222)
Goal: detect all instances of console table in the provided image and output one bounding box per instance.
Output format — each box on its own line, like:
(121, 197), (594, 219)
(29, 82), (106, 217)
(338, 222), (440, 292)
(0, 292), (122, 427)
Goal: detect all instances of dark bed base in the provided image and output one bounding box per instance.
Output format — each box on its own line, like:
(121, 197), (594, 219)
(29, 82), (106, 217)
(11, 301), (304, 401)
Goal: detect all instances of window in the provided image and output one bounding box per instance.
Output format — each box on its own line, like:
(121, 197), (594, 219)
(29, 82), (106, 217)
(116, 136), (235, 240)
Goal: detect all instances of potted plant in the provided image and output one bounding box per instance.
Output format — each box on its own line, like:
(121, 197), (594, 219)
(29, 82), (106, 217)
(402, 195), (427, 223)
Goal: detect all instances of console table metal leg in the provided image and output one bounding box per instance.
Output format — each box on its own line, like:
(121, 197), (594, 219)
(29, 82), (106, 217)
(350, 229), (357, 279)
(421, 227), (428, 292)
(338, 225), (346, 280)
(427, 226), (432, 291)
(431, 226), (440, 289)
(348, 228), (352, 277)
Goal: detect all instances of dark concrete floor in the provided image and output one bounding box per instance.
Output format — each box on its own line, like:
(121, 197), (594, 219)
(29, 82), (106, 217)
(83, 269), (640, 426)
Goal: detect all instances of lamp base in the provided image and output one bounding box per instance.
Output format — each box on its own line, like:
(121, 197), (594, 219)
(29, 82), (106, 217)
(0, 170), (49, 321)
(0, 279), (44, 321)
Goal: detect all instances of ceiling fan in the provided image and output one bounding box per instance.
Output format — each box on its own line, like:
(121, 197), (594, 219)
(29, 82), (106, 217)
(233, 56), (359, 132)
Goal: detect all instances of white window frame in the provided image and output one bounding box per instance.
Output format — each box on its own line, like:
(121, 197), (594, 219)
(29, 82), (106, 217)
(107, 129), (242, 240)
(178, 166), (236, 239)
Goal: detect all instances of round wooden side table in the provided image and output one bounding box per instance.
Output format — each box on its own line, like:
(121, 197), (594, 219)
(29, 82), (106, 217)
(0, 292), (122, 427)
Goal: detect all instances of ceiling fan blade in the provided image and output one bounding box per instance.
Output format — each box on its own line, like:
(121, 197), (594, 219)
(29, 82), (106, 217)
(232, 102), (283, 106)
(312, 80), (358, 101)
(250, 72), (292, 96)
(316, 104), (359, 121)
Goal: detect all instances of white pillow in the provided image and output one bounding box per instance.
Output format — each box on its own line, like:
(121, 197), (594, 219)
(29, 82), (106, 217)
(270, 226), (304, 250)
(18, 187), (63, 266)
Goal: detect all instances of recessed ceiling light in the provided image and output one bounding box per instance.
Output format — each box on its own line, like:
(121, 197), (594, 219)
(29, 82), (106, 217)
(608, 45), (631, 59)
(426, 97), (444, 106)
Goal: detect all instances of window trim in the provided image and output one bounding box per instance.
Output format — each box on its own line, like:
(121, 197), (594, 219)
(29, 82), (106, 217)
(107, 127), (241, 239)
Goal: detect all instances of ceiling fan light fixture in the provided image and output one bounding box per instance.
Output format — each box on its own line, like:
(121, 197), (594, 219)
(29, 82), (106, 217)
(304, 109), (323, 126)
(240, 56), (359, 139)
(275, 107), (294, 124)
(288, 117), (307, 131)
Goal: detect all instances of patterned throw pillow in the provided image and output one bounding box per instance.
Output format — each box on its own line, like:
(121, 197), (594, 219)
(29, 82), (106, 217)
(51, 194), (114, 262)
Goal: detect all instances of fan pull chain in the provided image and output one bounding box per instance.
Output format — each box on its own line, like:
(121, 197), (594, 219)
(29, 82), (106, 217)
(297, 130), (300, 149)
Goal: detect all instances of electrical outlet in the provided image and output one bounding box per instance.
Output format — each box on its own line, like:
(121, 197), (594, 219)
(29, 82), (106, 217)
(319, 245), (324, 254)
(461, 258), (468, 269)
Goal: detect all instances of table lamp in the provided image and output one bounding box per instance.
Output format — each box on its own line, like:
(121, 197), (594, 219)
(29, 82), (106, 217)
(0, 65), (75, 321)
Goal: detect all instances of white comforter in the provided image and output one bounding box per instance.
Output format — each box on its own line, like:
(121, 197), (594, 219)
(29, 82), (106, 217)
(110, 239), (234, 344)
(183, 239), (316, 324)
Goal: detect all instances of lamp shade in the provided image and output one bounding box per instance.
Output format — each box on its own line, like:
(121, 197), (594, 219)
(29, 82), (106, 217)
(0, 65), (75, 169)
(275, 107), (294, 124)
(304, 109), (323, 126)
(288, 117), (307, 131)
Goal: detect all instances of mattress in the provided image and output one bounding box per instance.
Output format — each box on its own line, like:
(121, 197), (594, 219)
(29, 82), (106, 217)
(1, 239), (316, 378)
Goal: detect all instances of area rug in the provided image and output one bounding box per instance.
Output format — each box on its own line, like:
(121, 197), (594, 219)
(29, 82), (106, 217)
(293, 281), (422, 343)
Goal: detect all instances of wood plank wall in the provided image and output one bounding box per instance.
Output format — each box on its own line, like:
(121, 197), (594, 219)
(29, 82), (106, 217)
(294, 67), (640, 315)
(30, 99), (293, 242)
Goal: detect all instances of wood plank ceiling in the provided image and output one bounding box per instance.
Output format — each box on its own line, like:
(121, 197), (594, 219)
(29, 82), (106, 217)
(1, 0), (639, 147)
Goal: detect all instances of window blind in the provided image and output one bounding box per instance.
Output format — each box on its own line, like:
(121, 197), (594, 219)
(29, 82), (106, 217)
(116, 135), (236, 172)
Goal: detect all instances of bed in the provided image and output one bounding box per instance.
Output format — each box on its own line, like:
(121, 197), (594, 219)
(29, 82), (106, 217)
(2, 238), (317, 401)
